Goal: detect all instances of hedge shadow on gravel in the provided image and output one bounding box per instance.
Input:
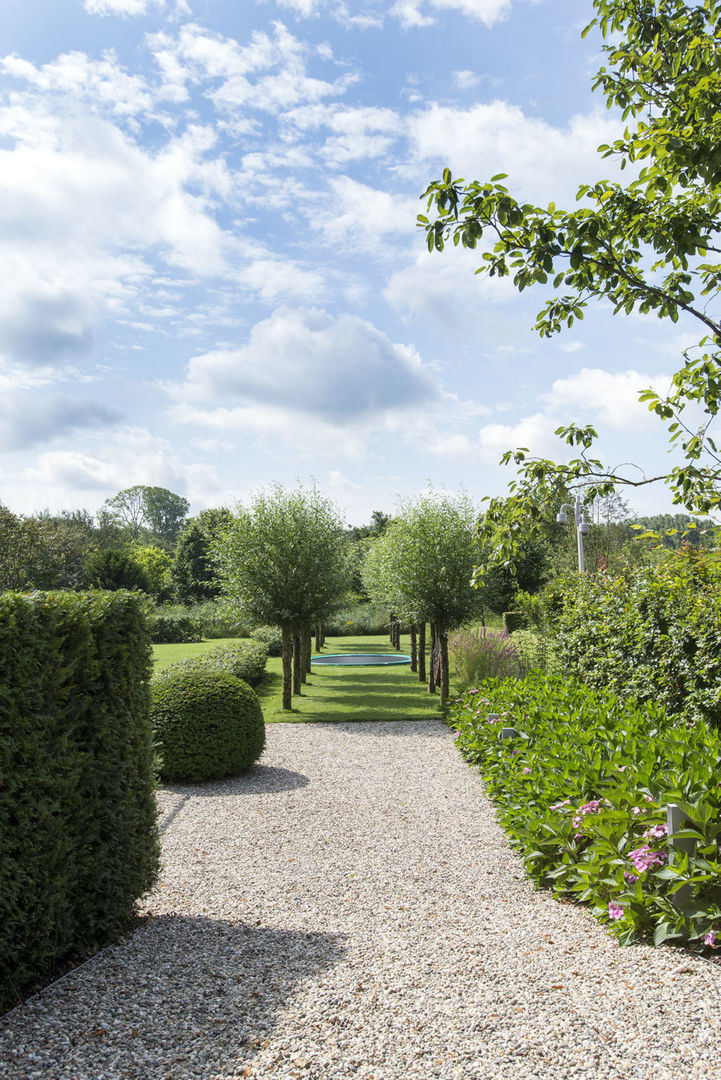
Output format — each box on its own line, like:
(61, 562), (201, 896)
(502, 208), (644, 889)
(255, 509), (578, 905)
(0, 915), (346, 1080)
(162, 765), (310, 798)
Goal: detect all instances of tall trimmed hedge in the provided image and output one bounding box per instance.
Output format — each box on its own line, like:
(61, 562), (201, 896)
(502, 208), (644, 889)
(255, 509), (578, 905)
(550, 551), (721, 728)
(0, 591), (159, 1008)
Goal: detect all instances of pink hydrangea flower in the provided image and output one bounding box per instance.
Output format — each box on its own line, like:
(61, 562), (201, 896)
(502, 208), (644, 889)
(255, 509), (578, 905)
(643, 823), (668, 842)
(572, 798), (611, 829)
(628, 845), (667, 874)
(550, 799), (571, 812)
(704, 930), (717, 947)
(623, 871), (639, 884)
(631, 807), (643, 816)
(522, 767), (532, 775)
(608, 901), (624, 920)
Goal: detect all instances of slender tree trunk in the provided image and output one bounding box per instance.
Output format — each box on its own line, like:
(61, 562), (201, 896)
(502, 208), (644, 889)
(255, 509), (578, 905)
(281, 625), (293, 710)
(428, 621), (436, 694)
(439, 626), (449, 708)
(293, 632), (302, 695)
(389, 612), (396, 647)
(315, 622), (322, 652)
(303, 625), (312, 677)
(410, 623), (417, 672)
(418, 622), (426, 682)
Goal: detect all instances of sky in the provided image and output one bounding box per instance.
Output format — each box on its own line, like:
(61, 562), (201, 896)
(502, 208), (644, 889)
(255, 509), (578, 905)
(0, 0), (698, 526)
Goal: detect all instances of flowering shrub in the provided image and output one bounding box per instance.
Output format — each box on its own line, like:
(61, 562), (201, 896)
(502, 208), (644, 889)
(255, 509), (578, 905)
(450, 671), (721, 949)
(449, 627), (522, 688)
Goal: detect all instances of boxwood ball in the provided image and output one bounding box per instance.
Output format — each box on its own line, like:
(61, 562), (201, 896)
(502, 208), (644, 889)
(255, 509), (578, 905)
(151, 668), (265, 782)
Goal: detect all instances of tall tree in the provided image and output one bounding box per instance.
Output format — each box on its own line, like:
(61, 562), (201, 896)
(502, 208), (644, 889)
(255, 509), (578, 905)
(172, 508), (231, 602)
(99, 486), (189, 545)
(363, 493), (479, 706)
(0, 505), (52, 590)
(420, 0), (721, 564)
(216, 486), (350, 710)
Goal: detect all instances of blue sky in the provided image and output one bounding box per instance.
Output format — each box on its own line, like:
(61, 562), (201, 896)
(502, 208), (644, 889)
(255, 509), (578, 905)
(0, 0), (692, 524)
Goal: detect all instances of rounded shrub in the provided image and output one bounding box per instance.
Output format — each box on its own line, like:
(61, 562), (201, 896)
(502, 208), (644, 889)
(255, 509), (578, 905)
(151, 668), (265, 783)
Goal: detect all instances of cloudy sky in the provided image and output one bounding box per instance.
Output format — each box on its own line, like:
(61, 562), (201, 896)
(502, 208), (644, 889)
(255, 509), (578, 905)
(0, 0), (693, 524)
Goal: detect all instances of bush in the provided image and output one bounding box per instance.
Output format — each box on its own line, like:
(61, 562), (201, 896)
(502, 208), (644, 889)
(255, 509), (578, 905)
(171, 639), (268, 686)
(84, 548), (150, 592)
(148, 611), (202, 644)
(323, 603), (390, 636)
(151, 668), (265, 782)
(449, 627), (521, 688)
(449, 672), (721, 949)
(0, 591), (159, 1008)
(549, 550), (721, 727)
(510, 629), (561, 676)
(250, 625), (282, 656)
(191, 599), (251, 639)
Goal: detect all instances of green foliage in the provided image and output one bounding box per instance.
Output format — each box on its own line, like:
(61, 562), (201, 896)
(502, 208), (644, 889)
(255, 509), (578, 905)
(323, 603), (390, 636)
(0, 591), (159, 1007)
(148, 611), (202, 644)
(362, 493), (479, 629)
(171, 639), (268, 687)
(0, 504), (54, 590)
(217, 485), (351, 631)
(99, 486), (190, 545)
(510, 628), (561, 677)
(84, 548), (150, 592)
(172, 510), (231, 602)
(151, 668), (265, 782)
(550, 550), (721, 727)
(421, 0), (721, 556)
(250, 625), (283, 656)
(450, 672), (721, 947)
(448, 628), (521, 688)
(131, 544), (173, 600)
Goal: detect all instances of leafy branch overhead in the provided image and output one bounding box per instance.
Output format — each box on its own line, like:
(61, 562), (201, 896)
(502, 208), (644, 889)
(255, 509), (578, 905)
(419, 0), (721, 536)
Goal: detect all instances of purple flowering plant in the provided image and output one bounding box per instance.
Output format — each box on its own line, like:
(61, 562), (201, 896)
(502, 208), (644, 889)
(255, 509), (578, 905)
(449, 670), (721, 950)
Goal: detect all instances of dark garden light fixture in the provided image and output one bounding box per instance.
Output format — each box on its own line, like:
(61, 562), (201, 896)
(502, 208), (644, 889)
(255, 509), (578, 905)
(556, 494), (591, 573)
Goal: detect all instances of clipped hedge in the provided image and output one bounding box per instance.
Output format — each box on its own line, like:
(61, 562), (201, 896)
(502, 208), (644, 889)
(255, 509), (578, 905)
(450, 672), (721, 949)
(161, 639), (268, 687)
(0, 591), (159, 1008)
(151, 668), (265, 782)
(550, 551), (721, 728)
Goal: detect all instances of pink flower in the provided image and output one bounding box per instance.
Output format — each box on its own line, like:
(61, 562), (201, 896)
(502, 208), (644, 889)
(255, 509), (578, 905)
(642, 823), (668, 842)
(628, 845), (667, 874)
(631, 807), (643, 816)
(608, 901), (624, 920)
(704, 930), (717, 947)
(522, 767), (532, 775)
(550, 799), (571, 812)
(623, 871), (639, 884)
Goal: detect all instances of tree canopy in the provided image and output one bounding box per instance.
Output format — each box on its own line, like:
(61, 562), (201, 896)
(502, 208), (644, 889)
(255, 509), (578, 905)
(420, 0), (721, 564)
(99, 486), (190, 545)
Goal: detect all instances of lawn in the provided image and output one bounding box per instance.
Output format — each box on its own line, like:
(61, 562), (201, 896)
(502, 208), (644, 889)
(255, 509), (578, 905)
(153, 637), (240, 670)
(153, 634), (443, 723)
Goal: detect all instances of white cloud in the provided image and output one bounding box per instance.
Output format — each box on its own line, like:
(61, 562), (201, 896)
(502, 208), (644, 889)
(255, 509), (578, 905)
(0, 392), (120, 450)
(391, 0), (512, 28)
(84, 0), (167, 14)
(541, 368), (673, 430)
(405, 101), (623, 205)
(478, 412), (562, 463)
(319, 176), (418, 249)
(1, 51), (154, 117)
(172, 306), (437, 422)
(453, 69), (481, 89)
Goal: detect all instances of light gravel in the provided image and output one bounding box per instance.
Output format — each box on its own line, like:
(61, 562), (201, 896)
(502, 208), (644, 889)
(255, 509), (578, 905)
(1, 719), (719, 1080)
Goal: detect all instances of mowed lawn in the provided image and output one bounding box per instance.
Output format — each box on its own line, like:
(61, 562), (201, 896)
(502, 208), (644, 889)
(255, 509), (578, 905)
(153, 634), (442, 723)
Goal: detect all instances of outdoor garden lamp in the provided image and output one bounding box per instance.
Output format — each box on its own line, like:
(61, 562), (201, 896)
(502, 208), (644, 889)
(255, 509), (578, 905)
(556, 495), (590, 573)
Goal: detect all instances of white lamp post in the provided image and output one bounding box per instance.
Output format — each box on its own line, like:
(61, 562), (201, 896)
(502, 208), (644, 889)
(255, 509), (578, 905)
(556, 495), (590, 573)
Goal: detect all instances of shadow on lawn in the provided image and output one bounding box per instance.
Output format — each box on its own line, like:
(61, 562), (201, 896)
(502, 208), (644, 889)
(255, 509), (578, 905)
(0, 916), (346, 1079)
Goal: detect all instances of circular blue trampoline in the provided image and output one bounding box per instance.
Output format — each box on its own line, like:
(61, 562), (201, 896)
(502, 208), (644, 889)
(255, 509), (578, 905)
(311, 653), (411, 666)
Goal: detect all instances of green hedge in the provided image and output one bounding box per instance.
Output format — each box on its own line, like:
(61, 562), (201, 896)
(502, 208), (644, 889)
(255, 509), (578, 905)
(148, 611), (202, 644)
(550, 552), (721, 727)
(450, 672), (721, 948)
(159, 639), (268, 686)
(0, 591), (159, 1008)
(151, 668), (265, 782)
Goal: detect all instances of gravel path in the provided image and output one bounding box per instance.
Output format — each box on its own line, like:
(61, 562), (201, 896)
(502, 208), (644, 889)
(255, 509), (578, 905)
(2, 719), (719, 1080)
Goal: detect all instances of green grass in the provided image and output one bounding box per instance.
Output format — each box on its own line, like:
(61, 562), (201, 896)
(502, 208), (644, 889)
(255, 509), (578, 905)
(153, 634), (443, 723)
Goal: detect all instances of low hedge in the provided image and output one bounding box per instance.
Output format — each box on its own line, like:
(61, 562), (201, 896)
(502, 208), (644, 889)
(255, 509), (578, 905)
(0, 591), (159, 1008)
(162, 639), (268, 687)
(450, 672), (721, 950)
(148, 611), (202, 644)
(151, 668), (265, 782)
